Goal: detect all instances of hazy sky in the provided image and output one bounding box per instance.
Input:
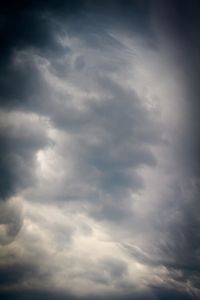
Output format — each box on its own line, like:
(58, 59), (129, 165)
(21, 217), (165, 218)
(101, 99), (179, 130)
(0, 1), (200, 299)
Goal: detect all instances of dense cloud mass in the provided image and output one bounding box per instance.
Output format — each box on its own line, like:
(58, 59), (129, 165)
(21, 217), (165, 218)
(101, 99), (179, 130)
(0, 1), (200, 299)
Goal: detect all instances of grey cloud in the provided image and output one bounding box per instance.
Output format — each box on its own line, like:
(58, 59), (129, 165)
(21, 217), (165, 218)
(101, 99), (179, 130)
(0, 112), (50, 200)
(0, 200), (22, 245)
(0, 288), (196, 300)
(81, 258), (127, 286)
(0, 54), (45, 108)
(100, 257), (127, 279)
(151, 1), (200, 293)
(0, 0), (155, 111)
(72, 84), (158, 193)
(1, 1), (200, 300)
(0, 263), (38, 286)
(18, 39), (160, 207)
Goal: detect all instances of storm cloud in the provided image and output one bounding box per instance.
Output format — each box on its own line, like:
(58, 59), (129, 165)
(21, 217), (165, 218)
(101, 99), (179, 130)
(0, 1), (200, 299)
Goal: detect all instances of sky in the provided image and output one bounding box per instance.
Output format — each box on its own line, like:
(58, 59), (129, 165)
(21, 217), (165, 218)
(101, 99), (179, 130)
(0, 1), (200, 299)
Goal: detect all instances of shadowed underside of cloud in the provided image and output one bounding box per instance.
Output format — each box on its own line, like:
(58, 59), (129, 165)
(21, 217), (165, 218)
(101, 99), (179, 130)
(0, 289), (196, 300)
(0, 1), (200, 300)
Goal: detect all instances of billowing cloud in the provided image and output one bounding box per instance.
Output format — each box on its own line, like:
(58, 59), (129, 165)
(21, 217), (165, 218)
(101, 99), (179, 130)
(0, 1), (200, 300)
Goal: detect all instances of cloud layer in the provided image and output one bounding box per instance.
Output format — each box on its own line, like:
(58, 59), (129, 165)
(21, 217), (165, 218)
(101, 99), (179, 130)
(0, 1), (200, 299)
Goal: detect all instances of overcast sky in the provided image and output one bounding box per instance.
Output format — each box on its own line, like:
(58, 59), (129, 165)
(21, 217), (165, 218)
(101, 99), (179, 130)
(0, 1), (200, 299)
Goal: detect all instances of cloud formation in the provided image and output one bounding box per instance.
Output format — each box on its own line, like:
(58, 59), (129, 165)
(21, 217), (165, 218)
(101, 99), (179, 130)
(0, 1), (200, 299)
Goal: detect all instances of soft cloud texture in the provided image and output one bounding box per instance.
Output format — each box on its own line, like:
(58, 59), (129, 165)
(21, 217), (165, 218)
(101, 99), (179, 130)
(0, 1), (200, 300)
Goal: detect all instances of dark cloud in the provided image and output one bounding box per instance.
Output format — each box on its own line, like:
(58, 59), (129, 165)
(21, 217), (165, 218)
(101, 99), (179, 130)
(0, 112), (50, 200)
(152, 0), (200, 293)
(0, 290), (78, 300)
(0, 200), (22, 245)
(0, 0), (157, 113)
(70, 77), (159, 194)
(0, 288), (196, 300)
(0, 1), (200, 299)
(154, 0), (200, 175)
(0, 262), (38, 286)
